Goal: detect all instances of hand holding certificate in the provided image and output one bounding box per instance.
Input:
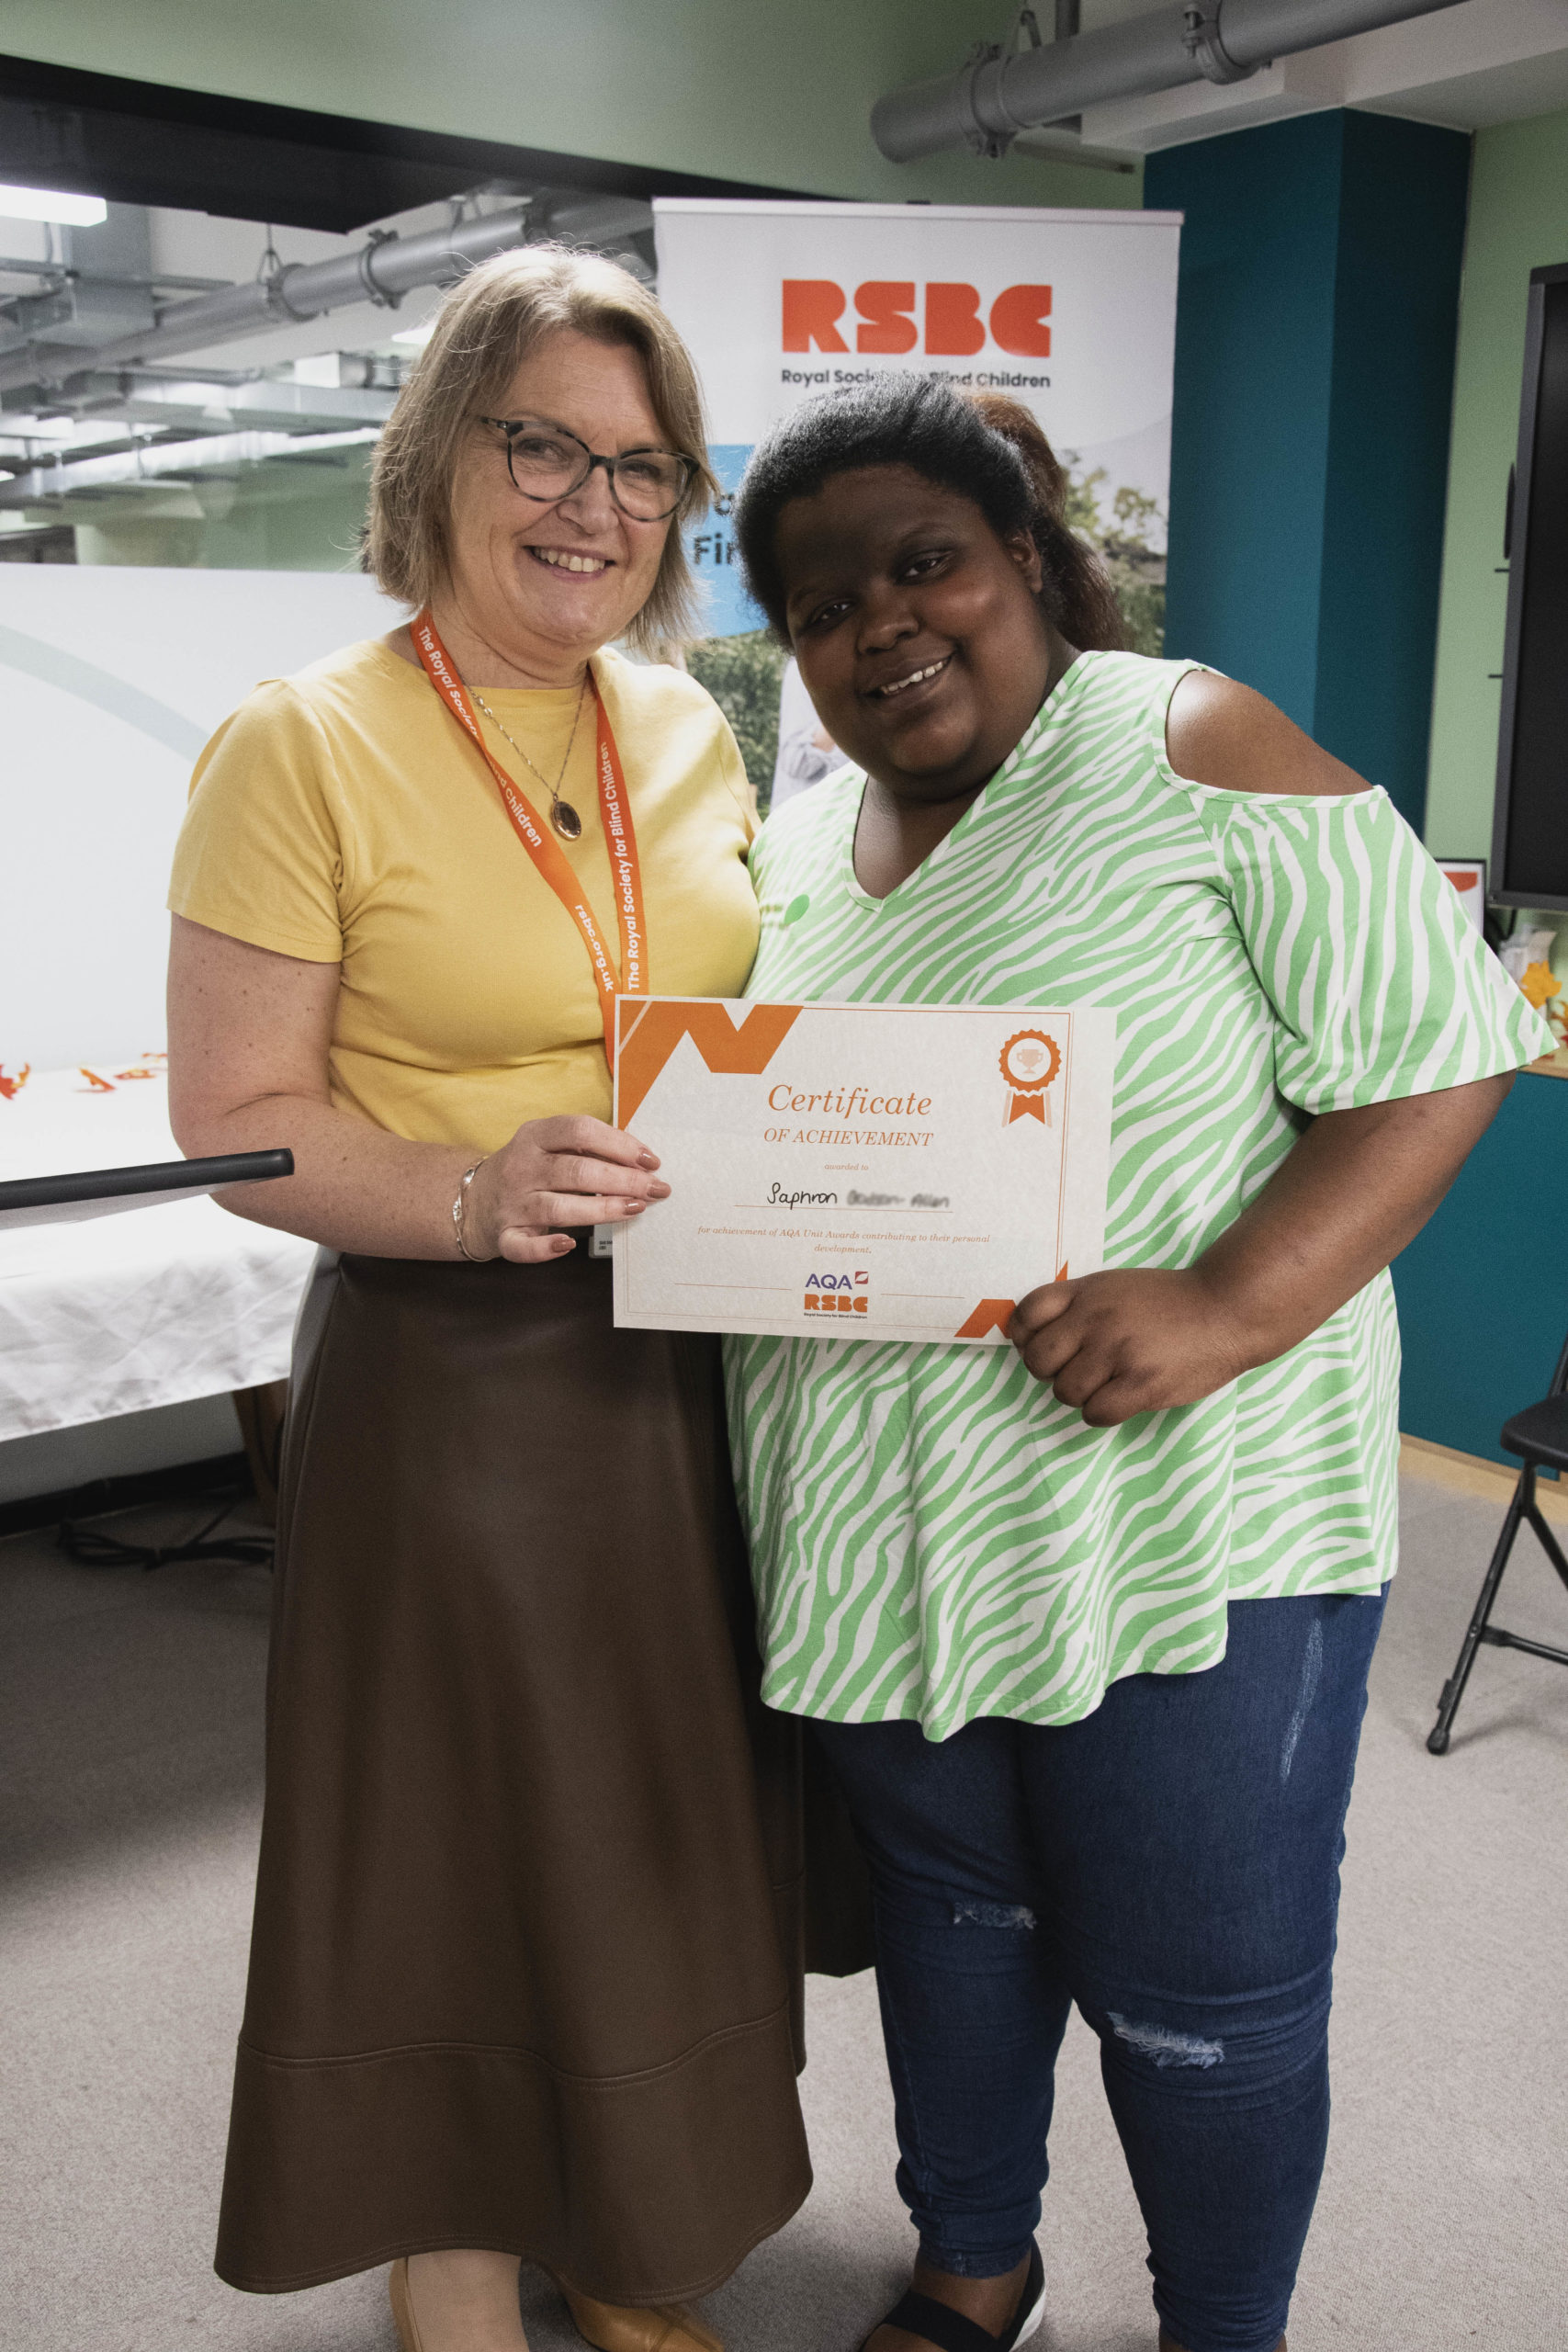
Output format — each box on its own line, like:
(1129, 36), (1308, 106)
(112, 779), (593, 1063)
(612, 998), (1113, 1345)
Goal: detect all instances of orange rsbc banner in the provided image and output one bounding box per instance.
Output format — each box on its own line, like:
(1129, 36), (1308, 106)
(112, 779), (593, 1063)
(653, 198), (1180, 642)
(782, 279), (1053, 360)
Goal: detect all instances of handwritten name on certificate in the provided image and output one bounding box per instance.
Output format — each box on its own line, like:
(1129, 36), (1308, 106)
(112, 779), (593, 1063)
(611, 998), (1114, 1346)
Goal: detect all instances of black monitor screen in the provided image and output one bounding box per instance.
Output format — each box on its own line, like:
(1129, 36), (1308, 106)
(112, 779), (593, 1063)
(1494, 267), (1568, 907)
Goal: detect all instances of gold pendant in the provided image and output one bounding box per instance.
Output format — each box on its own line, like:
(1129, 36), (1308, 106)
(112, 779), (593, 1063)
(551, 801), (582, 842)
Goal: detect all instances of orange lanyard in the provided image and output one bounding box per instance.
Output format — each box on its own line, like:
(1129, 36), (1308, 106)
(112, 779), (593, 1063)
(412, 606), (649, 1069)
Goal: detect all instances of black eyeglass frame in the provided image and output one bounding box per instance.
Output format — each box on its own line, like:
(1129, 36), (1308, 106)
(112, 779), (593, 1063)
(479, 414), (698, 521)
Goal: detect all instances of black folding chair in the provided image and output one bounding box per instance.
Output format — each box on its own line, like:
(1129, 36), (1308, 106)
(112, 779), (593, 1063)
(1428, 1329), (1568, 1753)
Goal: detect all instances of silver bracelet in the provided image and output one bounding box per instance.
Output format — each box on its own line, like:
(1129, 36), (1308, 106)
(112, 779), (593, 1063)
(452, 1157), (491, 1262)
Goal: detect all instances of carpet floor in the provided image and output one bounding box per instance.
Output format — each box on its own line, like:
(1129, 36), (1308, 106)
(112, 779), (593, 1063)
(1, 1470), (1564, 2351)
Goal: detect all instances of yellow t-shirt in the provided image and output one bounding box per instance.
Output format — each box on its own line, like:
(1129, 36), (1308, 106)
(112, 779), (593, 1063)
(169, 638), (759, 1148)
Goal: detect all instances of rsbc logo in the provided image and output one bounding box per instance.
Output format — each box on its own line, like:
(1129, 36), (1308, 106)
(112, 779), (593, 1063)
(804, 1269), (871, 1317)
(783, 279), (1052, 360)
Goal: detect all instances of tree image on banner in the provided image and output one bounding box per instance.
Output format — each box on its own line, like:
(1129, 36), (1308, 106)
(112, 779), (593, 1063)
(1062, 461), (1166, 659)
(687, 630), (788, 808)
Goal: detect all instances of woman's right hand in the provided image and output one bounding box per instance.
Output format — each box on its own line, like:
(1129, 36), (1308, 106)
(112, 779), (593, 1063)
(463, 1115), (670, 1263)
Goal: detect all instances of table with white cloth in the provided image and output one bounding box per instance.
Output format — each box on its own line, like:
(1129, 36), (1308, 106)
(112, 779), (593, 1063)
(0, 1059), (313, 1446)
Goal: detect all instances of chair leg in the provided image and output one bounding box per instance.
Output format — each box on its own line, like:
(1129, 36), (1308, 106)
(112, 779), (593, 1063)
(1528, 1503), (1568, 1599)
(1428, 1468), (1531, 1755)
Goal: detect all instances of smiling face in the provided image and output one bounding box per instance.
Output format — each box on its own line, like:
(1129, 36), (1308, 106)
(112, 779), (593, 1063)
(777, 465), (1056, 806)
(442, 326), (675, 678)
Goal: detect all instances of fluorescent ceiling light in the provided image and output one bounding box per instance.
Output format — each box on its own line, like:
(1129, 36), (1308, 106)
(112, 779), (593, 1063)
(391, 321), (434, 347)
(0, 182), (108, 227)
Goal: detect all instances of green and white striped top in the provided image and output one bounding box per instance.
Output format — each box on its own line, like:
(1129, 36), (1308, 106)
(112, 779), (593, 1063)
(724, 652), (1550, 1736)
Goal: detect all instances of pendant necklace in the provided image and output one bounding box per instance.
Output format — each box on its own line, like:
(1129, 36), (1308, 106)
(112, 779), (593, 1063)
(471, 674), (589, 842)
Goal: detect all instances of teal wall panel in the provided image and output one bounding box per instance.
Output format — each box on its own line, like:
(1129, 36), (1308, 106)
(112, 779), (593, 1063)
(1148, 114), (1341, 729)
(1148, 112), (1470, 833)
(1314, 114), (1471, 832)
(1391, 1074), (1568, 1464)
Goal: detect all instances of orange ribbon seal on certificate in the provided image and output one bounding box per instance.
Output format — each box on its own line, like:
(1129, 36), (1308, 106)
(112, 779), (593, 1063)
(998, 1029), (1061, 1125)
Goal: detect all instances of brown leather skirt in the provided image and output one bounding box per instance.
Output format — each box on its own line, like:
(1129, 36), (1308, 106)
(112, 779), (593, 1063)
(215, 1248), (864, 2298)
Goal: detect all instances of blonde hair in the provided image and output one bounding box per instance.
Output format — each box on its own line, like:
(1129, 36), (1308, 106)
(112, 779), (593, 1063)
(367, 243), (716, 653)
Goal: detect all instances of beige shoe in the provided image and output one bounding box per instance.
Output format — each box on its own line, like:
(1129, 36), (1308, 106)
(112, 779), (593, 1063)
(389, 2259), (424, 2352)
(390, 2255), (536, 2349)
(560, 2281), (723, 2352)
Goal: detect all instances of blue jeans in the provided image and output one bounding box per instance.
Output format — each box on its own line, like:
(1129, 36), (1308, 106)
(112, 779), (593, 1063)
(809, 1587), (1387, 2352)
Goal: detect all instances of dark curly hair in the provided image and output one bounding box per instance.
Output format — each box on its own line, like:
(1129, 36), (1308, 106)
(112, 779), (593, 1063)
(733, 375), (1124, 653)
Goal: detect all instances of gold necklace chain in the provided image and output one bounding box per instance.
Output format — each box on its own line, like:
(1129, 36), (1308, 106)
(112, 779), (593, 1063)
(471, 675), (590, 841)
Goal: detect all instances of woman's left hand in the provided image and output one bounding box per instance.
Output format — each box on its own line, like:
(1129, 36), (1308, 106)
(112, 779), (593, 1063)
(1009, 1269), (1248, 1427)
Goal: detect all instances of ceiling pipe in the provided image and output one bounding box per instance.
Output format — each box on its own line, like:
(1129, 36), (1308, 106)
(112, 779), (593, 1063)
(0, 194), (654, 395)
(0, 205), (525, 390)
(82, 373), (399, 433)
(871, 0), (1470, 163)
(0, 426), (379, 508)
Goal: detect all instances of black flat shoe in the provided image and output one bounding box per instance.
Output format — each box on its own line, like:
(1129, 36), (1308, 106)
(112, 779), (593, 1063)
(857, 2240), (1045, 2352)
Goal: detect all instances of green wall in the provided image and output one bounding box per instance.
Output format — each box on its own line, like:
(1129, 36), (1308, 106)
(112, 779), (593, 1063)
(1391, 109), (1568, 1458)
(0, 0), (1138, 212)
(1426, 107), (1568, 860)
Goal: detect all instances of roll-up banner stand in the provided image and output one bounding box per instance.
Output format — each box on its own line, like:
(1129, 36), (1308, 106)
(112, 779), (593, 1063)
(652, 200), (1182, 643)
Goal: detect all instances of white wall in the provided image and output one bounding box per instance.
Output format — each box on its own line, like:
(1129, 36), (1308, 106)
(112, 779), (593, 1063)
(0, 567), (399, 1070)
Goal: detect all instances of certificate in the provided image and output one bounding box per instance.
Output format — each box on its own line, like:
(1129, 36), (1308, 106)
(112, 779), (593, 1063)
(611, 997), (1114, 1346)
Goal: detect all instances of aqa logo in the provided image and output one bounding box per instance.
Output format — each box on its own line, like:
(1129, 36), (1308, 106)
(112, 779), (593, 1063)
(804, 1269), (871, 1317)
(783, 279), (1052, 359)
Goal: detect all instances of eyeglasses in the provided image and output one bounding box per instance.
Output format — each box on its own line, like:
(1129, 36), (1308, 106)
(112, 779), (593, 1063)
(479, 414), (697, 521)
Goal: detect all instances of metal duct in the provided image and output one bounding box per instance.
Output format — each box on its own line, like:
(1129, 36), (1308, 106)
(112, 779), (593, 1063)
(871, 0), (1470, 163)
(0, 426), (379, 509)
(0, 205), (158, 356)
(56, 374), (399, 435)
(0, 194), (655, 395)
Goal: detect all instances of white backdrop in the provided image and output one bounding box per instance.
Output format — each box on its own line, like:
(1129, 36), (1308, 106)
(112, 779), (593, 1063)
(653, 198), (1181, 638)
(0, 565), (399, 1071)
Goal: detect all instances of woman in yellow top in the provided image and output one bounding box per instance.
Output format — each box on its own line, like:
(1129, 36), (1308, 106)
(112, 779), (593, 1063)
(166, 249), (819, 2352)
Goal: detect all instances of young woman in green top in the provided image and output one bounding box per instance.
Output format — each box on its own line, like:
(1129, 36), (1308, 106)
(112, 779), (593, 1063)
(727, 379), (1548, 2352)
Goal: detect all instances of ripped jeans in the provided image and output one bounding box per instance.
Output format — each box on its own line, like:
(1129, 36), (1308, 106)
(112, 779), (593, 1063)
(809, 1586), (1388, 2352)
